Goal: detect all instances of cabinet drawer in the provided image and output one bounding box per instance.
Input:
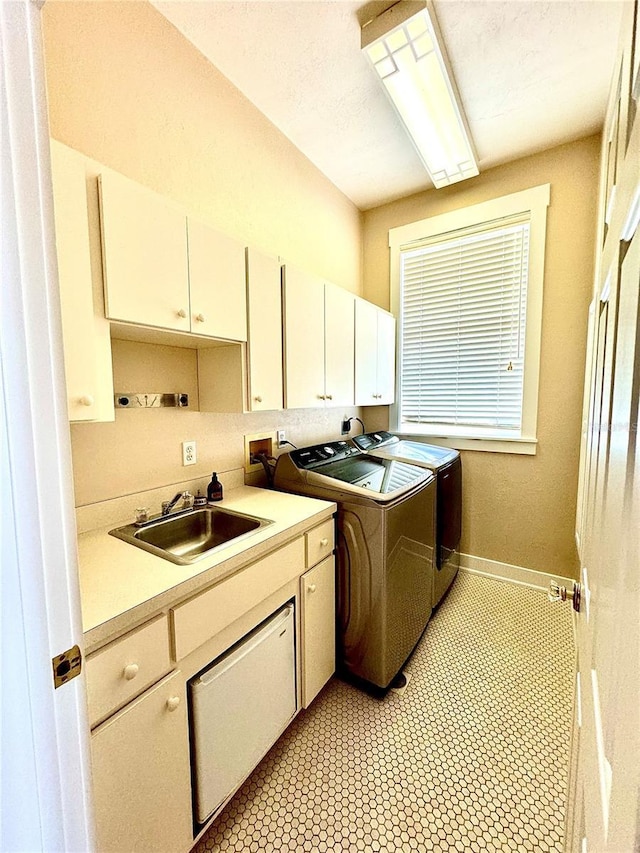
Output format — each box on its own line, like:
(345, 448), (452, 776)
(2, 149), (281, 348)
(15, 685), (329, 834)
(305, 519), (334, 569)
(86, 614), (171, 727)
(172, 537), (304, 661)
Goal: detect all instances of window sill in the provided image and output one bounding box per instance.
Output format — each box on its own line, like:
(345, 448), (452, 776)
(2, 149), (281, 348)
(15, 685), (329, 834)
(398, 432), (538, 456)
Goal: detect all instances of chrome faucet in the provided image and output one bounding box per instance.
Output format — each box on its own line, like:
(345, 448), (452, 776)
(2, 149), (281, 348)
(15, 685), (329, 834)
(161, 491), (194, 516)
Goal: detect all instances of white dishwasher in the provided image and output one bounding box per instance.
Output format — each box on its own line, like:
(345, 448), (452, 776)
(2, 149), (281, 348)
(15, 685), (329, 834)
(189, 603), (296, 825)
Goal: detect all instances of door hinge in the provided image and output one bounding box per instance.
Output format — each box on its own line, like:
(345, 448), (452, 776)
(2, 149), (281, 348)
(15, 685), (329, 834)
(52, 645), (82, 688)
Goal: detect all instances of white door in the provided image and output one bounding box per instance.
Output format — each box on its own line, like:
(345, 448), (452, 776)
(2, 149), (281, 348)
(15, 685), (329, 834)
(187, 218), (247, 341)
(246, 246), (283, 411)
(569, 7), (640, 847)
(283, 265), (325, 408)
(2, 3), (95, 849)
(324, 283), (355, 407)
(99, 169), (190, 331)
(354, 297), (379, 405)
(571, 222), (640, 853)
(376, 309), (396, 404)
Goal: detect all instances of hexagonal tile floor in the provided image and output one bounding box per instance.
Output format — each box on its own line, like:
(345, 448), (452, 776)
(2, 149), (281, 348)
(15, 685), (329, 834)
(193, 571), (574, 852)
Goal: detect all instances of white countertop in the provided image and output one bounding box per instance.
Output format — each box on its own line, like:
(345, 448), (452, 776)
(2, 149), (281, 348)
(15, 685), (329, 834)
(78, 485), (336, 652)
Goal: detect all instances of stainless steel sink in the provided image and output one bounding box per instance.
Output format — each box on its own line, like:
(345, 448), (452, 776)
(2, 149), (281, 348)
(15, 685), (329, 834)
(109, 507), (274, 565)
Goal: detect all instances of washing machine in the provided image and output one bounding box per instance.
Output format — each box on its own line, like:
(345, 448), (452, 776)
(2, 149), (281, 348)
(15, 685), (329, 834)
(352, 432), (461, 607)
(273, 440), (436, 690)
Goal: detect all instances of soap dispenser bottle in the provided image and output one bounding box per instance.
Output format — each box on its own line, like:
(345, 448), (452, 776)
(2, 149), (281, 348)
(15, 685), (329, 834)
(207, 472), (223, 504)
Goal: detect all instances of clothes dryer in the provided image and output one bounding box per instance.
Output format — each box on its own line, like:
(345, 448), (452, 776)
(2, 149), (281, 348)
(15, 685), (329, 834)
(274, 440), (436, 690)
(352, 432), (461, 606)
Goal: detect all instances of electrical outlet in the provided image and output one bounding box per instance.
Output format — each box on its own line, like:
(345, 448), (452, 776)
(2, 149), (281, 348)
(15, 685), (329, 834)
(277, 429), (286, 447)
(182, 440), (197, 466)
(341, 417), (351, 435)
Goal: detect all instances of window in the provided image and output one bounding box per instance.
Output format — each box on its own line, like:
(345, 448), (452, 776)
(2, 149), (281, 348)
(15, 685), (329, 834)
(389, 184), (550, 454)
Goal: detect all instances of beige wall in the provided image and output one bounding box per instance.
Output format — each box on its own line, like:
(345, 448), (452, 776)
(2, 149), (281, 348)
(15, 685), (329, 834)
(42, 1), (363, 507)
(362, 137), (601, 578)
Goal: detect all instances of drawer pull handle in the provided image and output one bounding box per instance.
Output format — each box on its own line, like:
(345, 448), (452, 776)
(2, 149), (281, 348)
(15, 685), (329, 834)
(320, 538), (329, 547)
(122, 663), (139, 681)
(166, 696), (181, 712)
(308, 583), (317, 593)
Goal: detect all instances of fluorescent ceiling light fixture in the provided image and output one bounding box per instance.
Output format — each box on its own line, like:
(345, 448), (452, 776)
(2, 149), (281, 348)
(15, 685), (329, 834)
(361, 0), (479, 189)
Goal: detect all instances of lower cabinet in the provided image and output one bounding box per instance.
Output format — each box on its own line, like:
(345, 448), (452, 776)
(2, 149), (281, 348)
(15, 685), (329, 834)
(301, 556), (336, 708)
(90, 670), (192, 853)
(88, 522), (336, 851)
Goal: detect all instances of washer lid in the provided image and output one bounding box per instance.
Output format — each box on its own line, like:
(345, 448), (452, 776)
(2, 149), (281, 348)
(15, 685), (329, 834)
(353, 432), (458, 470)
(385, 440), (459, 469)
(313, 455), (429, 495)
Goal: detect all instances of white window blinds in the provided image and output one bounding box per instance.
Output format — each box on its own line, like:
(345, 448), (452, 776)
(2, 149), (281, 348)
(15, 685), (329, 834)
(399, 215), (530, 434)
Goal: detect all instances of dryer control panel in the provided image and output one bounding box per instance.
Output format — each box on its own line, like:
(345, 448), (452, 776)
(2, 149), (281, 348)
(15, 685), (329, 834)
(352, 431), (396, 451)
(289, 440), (360, 470)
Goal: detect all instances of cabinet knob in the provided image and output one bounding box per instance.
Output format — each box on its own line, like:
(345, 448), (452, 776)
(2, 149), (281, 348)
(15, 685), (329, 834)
(122, 663), (139, 681)
(177, 308), (187, 319)
(320, 538), (329, 547)
(254, 395), (263, 403)
(318, 394), (326, 400)
(326, 394), (333, 400)
(195, 313), (206, 323)
(166, 696), (181, 712)
(79, 395), (94, 407)
(307, 583), (317, 593)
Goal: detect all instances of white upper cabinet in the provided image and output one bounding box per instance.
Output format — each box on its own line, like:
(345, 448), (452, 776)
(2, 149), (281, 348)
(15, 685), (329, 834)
(324, 283), (355, 407)
(99, 170), (247, 341)
(355, 297), (396, 405)
(50, 140), (114, 422)
(283, 266), (355, 409)
(283, 265), (326, 409)
(187, 218), (247, 341)
(99, 169), (191, 333)
(246, 246), (283, 411)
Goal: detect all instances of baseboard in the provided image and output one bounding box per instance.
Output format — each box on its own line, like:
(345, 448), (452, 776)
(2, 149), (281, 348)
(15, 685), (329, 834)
(459, 552), (574, 593)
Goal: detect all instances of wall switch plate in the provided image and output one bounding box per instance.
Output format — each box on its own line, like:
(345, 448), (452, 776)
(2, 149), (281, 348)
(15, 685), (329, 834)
(182, 440), (197, 466)
(277, 429), (286, 447)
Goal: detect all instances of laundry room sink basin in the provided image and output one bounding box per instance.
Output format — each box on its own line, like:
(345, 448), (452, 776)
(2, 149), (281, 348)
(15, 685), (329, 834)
(109, 507), (274, 565)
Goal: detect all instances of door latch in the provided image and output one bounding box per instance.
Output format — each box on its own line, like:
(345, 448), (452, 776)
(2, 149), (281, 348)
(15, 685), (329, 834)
(548, 581), (581, 613)
(52, 645), (82, 688)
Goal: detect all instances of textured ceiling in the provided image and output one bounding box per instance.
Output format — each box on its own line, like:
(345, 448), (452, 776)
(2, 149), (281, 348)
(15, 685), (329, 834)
(151, 0), (623, 210)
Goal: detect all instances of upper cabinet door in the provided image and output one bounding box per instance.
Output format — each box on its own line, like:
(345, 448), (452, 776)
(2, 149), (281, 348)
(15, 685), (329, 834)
(99, 170), (190, 332)
(355, 298), (396, 406)
(246, 247), (283, 411)
(376, 309), (396, 404)
(354, 298), (379, 405)
(50, 141), (114, 423)
(324, 284), (355, 407)
(187, 219), (247, 341)
(283, 265), (325, 409)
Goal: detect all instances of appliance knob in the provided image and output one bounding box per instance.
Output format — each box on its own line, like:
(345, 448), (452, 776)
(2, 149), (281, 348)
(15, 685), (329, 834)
(324, 446), (334, 454)
(123, 663), (139, 681)
(166, 696), (181, 712)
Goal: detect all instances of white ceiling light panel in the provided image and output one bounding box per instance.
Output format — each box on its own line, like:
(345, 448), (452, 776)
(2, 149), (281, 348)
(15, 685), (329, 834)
(362, 0), (479, 189)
